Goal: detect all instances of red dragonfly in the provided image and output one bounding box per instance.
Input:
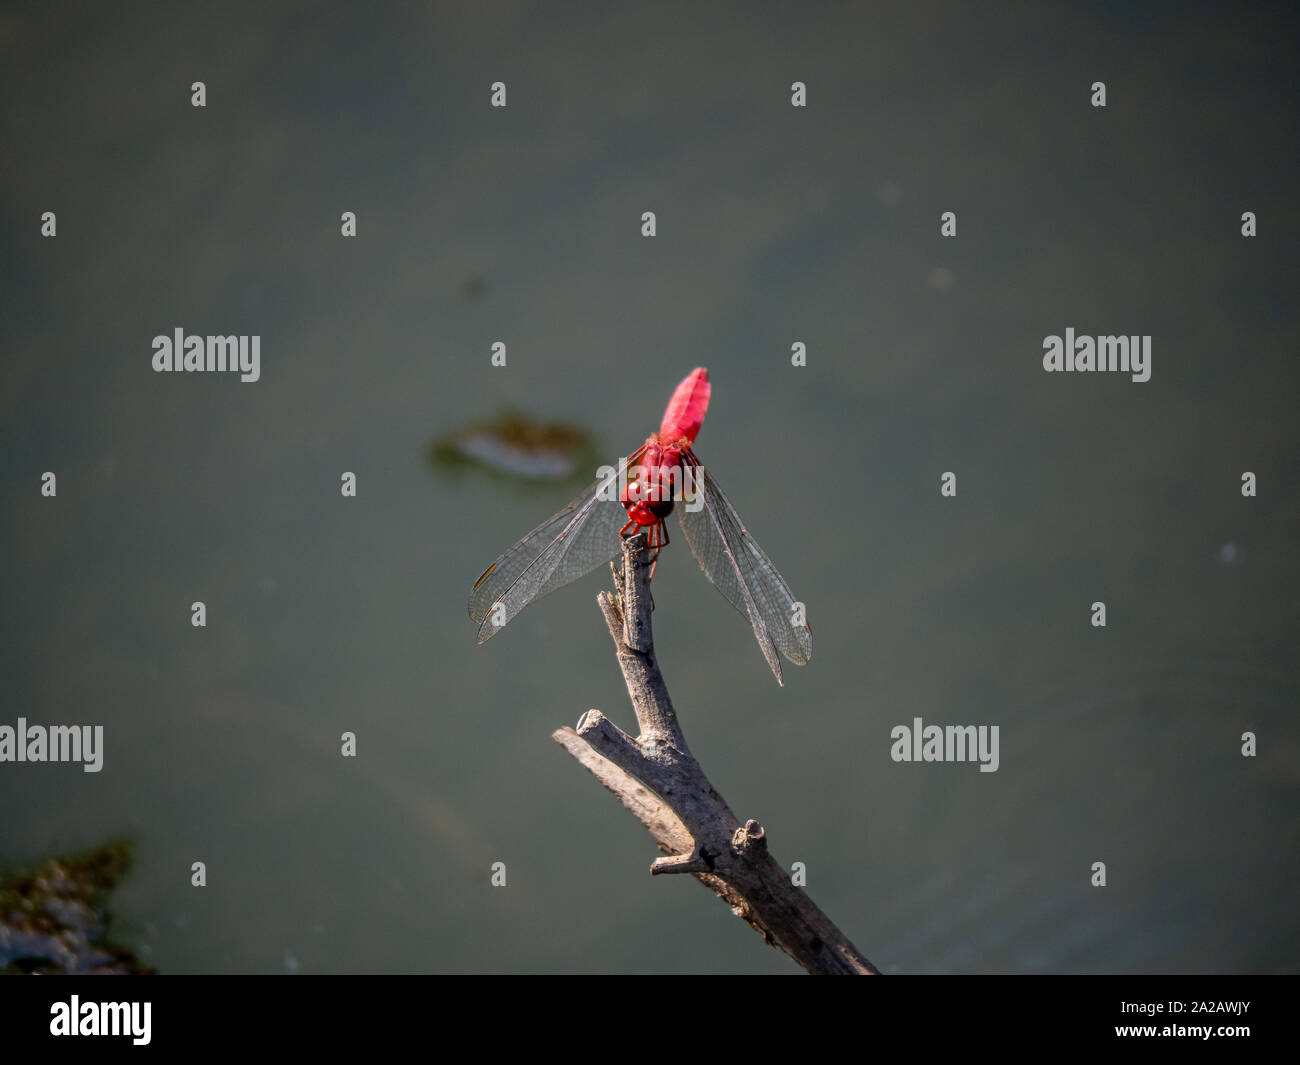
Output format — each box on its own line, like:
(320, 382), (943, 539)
(468, 368), (811, 684)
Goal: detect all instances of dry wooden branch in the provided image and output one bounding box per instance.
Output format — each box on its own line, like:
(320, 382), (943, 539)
(552, 532), (878, 975)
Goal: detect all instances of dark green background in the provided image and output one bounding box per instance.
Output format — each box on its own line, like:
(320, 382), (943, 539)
(1, 1), (1296, 972)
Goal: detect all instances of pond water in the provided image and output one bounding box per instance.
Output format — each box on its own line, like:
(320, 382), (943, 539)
(1, 2), (1295, 973)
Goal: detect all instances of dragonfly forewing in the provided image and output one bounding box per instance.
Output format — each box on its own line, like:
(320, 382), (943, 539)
(469, 459), (633, 644)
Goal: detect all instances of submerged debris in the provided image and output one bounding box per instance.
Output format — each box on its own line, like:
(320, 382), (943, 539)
(459, 276), (487, 303)
(429, 409), (598, 481)
(0, 839), (153, 974)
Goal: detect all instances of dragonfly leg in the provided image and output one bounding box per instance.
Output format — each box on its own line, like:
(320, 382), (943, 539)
(647, 518), (671, 580)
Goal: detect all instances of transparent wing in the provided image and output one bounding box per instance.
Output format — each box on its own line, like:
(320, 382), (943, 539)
(469, 457), (634, 644)
(676, 455), (812, 685)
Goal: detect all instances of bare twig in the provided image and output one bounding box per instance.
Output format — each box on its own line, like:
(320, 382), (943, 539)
(552, 532), (878, 975)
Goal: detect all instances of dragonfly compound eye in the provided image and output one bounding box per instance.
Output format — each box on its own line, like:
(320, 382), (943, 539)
(625, 501), (658, 527)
